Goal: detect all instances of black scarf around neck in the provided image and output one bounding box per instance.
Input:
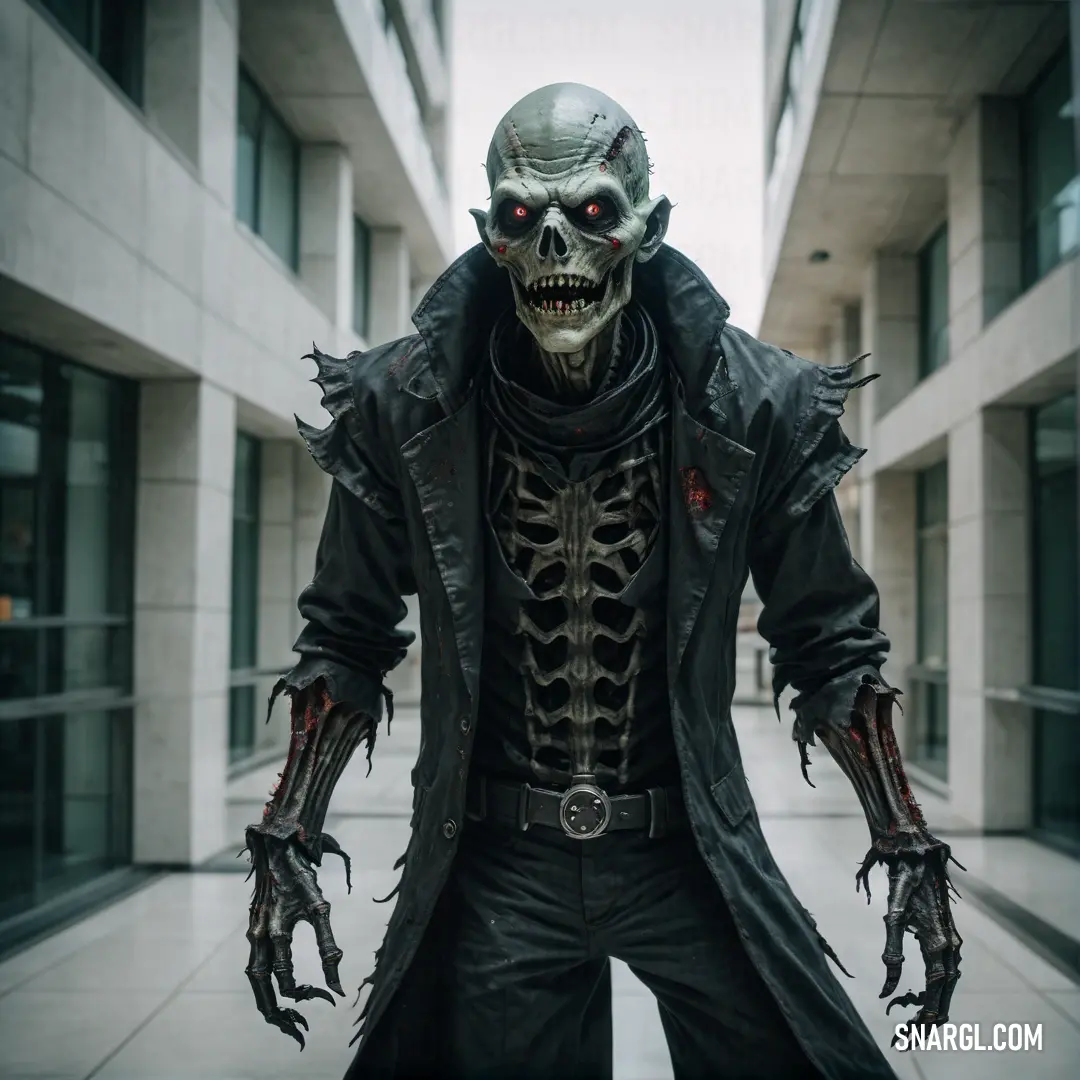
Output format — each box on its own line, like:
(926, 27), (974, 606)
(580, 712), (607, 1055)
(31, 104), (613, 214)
(484, 302), (668, 481)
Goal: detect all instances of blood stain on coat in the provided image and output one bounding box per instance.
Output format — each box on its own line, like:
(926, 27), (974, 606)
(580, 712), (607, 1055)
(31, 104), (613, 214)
(679, 466), (711, 516)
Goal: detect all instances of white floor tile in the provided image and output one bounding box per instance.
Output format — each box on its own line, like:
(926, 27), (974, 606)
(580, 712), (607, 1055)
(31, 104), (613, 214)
(0, 988), (171, 1078)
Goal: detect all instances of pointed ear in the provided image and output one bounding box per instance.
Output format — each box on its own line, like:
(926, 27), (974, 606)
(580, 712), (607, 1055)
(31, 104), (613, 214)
(469, 208), (494, 252)
(635, 195), (672, 264)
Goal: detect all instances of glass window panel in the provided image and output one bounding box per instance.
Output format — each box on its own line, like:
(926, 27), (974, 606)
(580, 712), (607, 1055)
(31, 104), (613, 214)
(353, 216), (371, 340)
(1034, 710), (1080, 846)
(0, 342), (42, 628)
(1032, 394), (1078, 691)
(1022, 48), (1080, 285)
(911, 681), (949, 781)
(917, 533), (948, 667)
(40, 0), (144, 104)
(39, 0), (93, 50)
(236, 70), (261, 231)
(258, 110), (299, 269)
(912, 461), (949, 779)
(0, 624), (131, 701)
(230, 434), (261, 675)
(233, 431), (260, 521)
(919, 225), (950, 378)
(229, 685), (257, 765)
(96, 0), (145, 104)
(0, 715), (37, 919)
(65, 367), (112, 621)
(43, 711), (111, 882)
(917, 459), (949, 528)
(0, 707), (131, 922)
(0, 337), (135, 932)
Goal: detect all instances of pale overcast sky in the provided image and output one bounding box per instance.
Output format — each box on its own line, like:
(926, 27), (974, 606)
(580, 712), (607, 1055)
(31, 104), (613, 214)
(448, 0), (766, 334)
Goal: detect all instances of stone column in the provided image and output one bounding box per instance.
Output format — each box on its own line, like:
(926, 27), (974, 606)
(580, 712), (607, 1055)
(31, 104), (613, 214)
(947, 409), (1032, 829)
(143, 0), (238, 207)
(862, 254), (919, 420)
(829, 302), (863, 555)
(855, 256), (920, 746)
(299, 145), (355, 331)
(132, 379), (236, 865)
(256, 441), (298, 753)
(870, 472), (917, 749)
(946, 97), (1022, 358)
(369, 227), (412, 345)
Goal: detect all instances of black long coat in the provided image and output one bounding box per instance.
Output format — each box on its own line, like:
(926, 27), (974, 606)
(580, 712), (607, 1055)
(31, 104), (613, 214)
(286, 244), (896, 1079)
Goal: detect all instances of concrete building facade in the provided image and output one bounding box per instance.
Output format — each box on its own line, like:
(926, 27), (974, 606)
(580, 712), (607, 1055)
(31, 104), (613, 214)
(0, 0), (453, 941)
(761, 0), (1079, 849)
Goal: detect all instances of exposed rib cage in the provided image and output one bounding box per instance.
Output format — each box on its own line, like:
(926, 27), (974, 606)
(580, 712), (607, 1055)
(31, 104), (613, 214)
(490, 428), (662, 786)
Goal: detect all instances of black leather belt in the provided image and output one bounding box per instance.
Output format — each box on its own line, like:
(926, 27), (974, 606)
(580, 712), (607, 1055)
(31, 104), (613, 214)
(466, 773), (686, 840)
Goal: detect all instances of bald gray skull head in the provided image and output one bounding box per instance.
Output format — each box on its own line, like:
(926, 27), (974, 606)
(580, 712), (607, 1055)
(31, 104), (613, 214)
(471, 83), (671, 354)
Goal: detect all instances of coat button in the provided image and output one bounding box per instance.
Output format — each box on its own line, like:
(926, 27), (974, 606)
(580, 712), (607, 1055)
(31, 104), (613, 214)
(459, 717), (471, 735)
(442, 819), (458, 839)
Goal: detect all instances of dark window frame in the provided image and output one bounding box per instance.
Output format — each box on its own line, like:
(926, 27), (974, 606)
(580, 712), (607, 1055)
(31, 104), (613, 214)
(909, 460), (950, 781)
(353, 216), (372, 341)
(235, 65), (301, 271)
(918, 223), (950, 380)
(228, 432), (262, 765)
(35, 0), (145, 106)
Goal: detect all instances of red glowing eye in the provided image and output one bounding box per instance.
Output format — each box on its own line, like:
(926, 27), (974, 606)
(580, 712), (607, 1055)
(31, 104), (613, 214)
(512, 204), (529, 219)
(585, 202), (602, 217)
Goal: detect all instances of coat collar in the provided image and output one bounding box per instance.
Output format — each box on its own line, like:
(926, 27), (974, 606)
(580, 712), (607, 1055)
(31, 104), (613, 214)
(410, 244), (733, 414)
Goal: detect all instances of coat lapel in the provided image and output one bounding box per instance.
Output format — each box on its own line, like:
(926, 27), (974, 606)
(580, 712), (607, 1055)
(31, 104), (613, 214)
(667, 385), (755, 677)
(401, 390), (485, 702)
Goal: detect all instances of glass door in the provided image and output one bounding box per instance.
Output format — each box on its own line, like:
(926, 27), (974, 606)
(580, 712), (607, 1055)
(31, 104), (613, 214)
(0, 335), (136, 921)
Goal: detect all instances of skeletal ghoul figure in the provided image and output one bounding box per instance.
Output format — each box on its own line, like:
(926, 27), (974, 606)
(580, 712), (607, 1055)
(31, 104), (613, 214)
(242, 83), (962, 1080)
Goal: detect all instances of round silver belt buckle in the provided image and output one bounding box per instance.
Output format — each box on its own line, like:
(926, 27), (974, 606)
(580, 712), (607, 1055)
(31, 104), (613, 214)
(559, 779), (611, 839)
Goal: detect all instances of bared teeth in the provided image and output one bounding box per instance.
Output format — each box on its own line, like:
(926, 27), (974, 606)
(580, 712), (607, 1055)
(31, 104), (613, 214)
(522, 270), (610, 314)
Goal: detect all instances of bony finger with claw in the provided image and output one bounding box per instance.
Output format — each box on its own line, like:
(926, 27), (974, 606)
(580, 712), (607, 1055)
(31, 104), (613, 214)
(244, 829), (352, 1049)
(879, 850), (963, 1047)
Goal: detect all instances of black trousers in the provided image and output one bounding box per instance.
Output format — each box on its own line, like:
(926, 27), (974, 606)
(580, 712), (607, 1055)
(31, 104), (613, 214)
(437, 818), (823, 1080)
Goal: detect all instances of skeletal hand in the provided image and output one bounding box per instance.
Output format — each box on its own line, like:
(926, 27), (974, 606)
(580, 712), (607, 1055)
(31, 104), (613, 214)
(244, 827), (352, 1050)
(873, 848), (962, 1046)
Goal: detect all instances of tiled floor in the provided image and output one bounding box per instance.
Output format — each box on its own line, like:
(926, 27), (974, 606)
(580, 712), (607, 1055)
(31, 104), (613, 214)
(1, 706), (1078, 1080)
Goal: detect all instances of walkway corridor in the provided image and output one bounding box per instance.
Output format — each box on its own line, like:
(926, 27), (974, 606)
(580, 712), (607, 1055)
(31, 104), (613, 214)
(2, 706), (1079, 1079)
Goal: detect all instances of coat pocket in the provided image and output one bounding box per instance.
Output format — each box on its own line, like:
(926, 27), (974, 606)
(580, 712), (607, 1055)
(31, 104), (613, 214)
(710, 760), (753, 828)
